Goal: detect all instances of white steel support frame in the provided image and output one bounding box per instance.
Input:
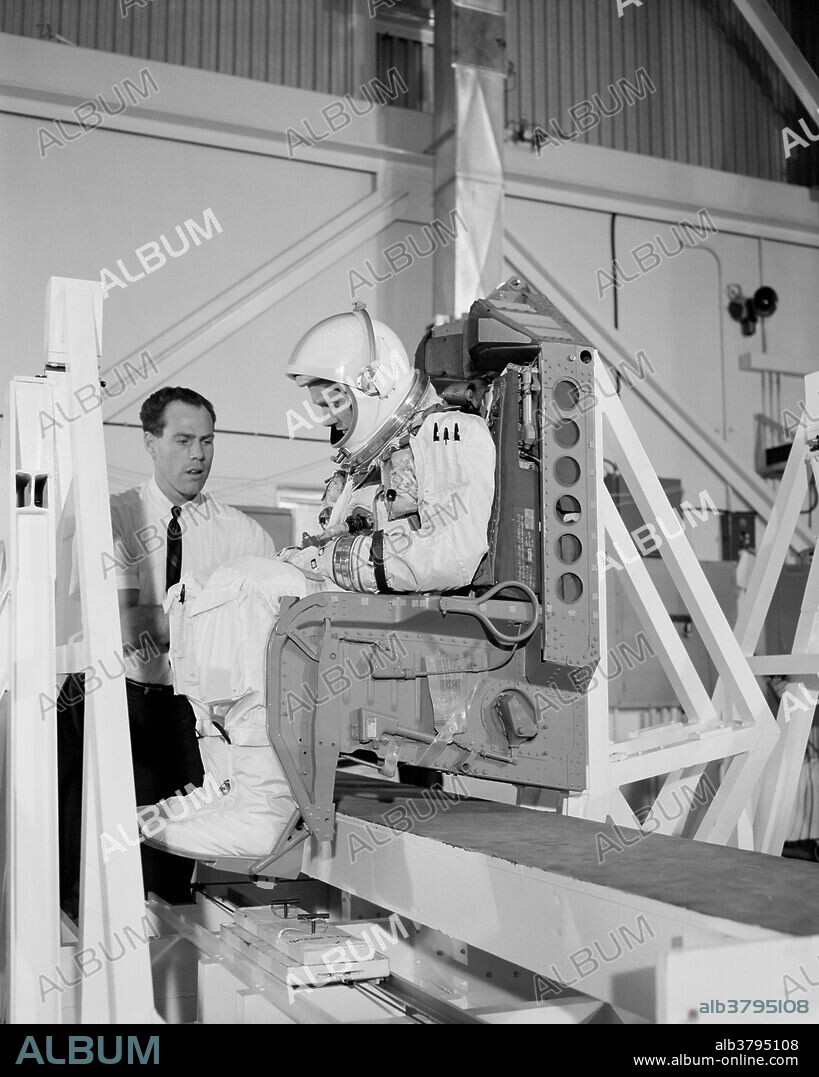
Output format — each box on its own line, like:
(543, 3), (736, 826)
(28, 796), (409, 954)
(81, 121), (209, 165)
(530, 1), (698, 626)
(1, 279), (155, 1023)
(563, 359), (781, 846)
(569, 366), (819, 855)
(660, 411), (815, 850)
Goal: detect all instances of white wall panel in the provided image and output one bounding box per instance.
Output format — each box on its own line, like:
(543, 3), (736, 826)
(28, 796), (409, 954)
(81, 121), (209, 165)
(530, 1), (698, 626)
(758, 239), (819, 373)
(505, 198), (615, 321)
(615, 215), (735, 541)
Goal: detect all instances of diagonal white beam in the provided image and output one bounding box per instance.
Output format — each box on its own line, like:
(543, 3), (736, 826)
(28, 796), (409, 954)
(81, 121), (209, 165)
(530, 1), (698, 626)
(711, 423), (809, 719)
(505, 232), (815, 551)
(647, 768), (711, 838)
(731, 0), (819, 117)
(694, 742), (773, 847)
(102, 189), (408, 420)
(725, 428), (809, 660)
(603, 487), (720, 729)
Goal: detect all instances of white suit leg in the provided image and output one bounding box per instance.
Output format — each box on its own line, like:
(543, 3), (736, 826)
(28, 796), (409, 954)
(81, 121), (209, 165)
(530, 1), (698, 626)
(145, 557), (338, 858)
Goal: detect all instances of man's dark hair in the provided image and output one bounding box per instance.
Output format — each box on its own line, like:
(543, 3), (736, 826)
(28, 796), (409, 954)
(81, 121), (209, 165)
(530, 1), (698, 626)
(140, 387), (217, 436)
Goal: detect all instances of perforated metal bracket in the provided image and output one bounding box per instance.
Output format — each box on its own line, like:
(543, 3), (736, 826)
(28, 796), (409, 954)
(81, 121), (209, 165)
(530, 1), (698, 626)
(302, 803), (335, 844)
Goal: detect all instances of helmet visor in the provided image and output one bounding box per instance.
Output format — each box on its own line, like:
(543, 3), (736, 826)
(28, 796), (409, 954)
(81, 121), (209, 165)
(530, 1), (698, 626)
(300, 378), (356, 440)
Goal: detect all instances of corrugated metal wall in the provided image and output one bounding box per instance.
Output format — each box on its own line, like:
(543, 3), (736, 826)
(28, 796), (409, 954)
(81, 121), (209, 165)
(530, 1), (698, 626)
(376, 30), (433, 112)
(0, 0), (359, 96)
(2, 0), (815, 184)
(505, 0), (818, 186)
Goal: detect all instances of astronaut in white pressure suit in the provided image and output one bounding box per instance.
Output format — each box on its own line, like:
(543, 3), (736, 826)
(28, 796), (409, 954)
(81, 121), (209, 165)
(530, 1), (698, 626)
(144, 306), (495, 859)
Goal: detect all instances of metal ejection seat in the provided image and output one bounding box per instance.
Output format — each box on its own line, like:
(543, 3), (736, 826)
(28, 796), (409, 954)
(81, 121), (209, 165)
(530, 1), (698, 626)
(212, 277), (603, 878)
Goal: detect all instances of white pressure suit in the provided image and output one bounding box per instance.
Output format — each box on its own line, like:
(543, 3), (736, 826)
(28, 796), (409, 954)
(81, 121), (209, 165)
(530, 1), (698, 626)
(144, 307), (495, 860)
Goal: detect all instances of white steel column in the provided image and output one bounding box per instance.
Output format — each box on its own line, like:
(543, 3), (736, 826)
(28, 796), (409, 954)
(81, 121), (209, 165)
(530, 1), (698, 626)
(565, 353), (623, 824)
(3, 377), (61, 1023)
(45, 279), (156, 1023)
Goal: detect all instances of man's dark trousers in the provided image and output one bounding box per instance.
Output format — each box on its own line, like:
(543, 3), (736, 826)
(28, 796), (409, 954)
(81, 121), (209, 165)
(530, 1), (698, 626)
(57, 673), (205, 917)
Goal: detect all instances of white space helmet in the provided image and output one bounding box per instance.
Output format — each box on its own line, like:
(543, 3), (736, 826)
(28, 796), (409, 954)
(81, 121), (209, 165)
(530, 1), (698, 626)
(287, 305), (428, 471)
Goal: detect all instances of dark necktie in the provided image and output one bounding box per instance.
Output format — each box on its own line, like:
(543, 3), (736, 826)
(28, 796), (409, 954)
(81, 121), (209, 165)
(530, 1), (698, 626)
(166, 505), (183, 592)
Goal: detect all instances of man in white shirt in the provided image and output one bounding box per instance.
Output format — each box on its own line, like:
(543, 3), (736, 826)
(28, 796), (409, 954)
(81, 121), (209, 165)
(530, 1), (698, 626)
(58, 386), (277, 915)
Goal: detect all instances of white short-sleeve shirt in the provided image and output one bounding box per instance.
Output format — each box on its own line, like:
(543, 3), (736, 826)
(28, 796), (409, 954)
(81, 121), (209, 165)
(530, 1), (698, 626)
(109, 477), (277, 685)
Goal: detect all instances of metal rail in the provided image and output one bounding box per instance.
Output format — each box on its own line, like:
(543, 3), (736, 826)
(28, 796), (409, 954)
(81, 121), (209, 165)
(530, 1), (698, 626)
(355, 975), (488, 1024)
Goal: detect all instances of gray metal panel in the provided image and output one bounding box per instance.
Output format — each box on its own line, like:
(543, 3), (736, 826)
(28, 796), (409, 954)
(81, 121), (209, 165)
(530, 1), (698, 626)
(270, 589), (588, 794)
